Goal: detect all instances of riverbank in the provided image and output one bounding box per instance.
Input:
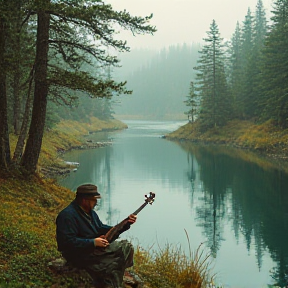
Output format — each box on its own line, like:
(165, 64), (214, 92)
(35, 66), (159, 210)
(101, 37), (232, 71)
(166, 119), (288, 163)
(0, 117), (127, 287)
(0, 117), (216, 288)
(9, 117), (128, 178)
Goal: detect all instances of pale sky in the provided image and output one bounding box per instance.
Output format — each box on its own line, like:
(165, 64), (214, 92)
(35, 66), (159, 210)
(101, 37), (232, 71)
(106, 0), (274, 50)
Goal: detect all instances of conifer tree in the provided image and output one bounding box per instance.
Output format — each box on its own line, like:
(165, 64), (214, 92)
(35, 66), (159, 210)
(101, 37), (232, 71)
(228, 2), (267, 121)
(184, 81), (198, 122)
(228, 22), (243, 118)
(0, 0), (12, 169)
(259, 0), (288, 127)
(239, 8), (255, 118)
(194, 20), (230, 130)
(0, 0), (156, 174)
(249, 0), (267, 118)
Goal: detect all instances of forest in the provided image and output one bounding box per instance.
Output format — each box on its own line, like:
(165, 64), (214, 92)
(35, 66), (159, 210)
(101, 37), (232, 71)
(115, 0), (288, 131)
(184, 0), (288, 130)
(0, 0), (155, 175)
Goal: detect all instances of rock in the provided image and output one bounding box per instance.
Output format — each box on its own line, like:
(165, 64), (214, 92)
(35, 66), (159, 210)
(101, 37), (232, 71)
(124, 271), (145, 288)
(48, 257), (144, 288)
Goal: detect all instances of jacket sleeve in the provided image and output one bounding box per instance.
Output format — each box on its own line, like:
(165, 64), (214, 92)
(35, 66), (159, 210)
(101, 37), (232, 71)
(92, 211), (113, 236)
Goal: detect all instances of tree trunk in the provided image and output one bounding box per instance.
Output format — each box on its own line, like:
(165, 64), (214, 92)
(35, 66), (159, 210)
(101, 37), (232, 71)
(13, 67), (34, 163)
(20, 5), (50, 174)
(12, 0), (22, 135)
(0, 12), (11, 170)
(13, 44), (20, 135)
(13, 64), (21, 135)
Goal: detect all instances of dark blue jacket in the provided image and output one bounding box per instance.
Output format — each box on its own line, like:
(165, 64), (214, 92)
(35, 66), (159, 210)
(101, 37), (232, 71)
(56, 200), (112, 263)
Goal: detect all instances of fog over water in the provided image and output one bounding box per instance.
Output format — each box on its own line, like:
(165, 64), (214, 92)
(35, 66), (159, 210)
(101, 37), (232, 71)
(106, 0), (274, 50)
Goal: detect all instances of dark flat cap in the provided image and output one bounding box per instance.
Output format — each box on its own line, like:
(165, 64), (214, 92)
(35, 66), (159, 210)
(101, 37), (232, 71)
(76, 184), (101, 198)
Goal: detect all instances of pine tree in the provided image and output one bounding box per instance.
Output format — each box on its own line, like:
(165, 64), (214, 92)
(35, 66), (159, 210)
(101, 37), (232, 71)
(228, 2), (267, 121)
(0, 0), (156, 174)
(239, 8), (255, 118)
(249, 0), (267, 118)
(0, 0), (12, 169)
(259, 0), (288, 127)
(228, 21), (243, 118)
(184, 81), (198, 122)
(194, 20), (230, 130)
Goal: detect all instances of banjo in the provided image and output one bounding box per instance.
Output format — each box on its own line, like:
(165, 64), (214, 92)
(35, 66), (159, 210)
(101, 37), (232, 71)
(104, 192), (156, 243)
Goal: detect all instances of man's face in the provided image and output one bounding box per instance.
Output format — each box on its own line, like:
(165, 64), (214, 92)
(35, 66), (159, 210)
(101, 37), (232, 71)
(87, 198), (98, 210)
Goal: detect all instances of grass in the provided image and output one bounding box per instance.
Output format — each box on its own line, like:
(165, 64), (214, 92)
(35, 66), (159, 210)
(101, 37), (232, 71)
(0, 117), (217, 288)
(0, 173), (219, 287)
(167, 119), (288, 152)
(0, 176), (74, 287)
(133, 231), (217, 288)
(2, 117), (287, 287)
(166, 119), (288, 174)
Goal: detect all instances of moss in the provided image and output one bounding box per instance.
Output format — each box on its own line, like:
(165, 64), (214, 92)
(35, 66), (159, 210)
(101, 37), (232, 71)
(0, 117), (128, 287)
(0, 117), (217, 288)
(0, 176), (75, 287)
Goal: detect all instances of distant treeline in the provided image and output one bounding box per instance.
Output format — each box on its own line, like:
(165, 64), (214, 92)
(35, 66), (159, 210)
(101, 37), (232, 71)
(116, 0), (288, 129)
(114, 44), (200, 119)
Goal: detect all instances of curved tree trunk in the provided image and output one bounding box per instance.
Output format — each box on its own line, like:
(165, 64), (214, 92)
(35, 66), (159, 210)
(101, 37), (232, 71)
(13, 67), (34, 163)
(0, 11), (11, 170)
(20, 4), (50, 174)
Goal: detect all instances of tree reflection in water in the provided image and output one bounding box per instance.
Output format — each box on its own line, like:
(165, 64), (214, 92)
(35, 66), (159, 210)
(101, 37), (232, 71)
(180, 142), (288, 287)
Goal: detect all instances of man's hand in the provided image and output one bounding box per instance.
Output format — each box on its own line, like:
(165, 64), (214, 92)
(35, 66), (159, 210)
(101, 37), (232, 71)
(94, 236), (109, 247)
(127, 214), (137, 224)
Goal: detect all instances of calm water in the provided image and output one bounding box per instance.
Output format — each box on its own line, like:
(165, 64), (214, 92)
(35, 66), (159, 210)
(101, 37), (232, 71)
(58, 120), (288, 288)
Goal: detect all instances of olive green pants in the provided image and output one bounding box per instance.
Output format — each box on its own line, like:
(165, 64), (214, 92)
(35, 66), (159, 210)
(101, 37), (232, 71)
(85, 240), (134, 288)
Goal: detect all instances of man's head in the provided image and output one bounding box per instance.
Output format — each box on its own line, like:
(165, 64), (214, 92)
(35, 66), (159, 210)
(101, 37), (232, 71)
(76, 184), (101, 212)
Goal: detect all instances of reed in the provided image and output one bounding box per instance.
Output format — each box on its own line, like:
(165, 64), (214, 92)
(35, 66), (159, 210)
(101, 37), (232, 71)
(133, 230), (218, 288)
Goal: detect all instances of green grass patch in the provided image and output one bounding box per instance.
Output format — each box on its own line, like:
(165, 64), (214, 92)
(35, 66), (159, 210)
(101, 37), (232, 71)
(1, 118), (217, 287)
(167, 119), (288, 152)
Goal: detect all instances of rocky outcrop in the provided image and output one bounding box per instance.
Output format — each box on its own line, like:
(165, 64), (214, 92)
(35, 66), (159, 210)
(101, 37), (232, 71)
(48, 257), (147, 288)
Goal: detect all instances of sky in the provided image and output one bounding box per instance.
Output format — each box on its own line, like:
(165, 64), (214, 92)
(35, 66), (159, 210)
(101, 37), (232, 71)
(106, 0), (274, 50)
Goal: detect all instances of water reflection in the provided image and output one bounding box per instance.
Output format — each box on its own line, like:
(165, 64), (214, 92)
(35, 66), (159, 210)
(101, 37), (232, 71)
(177, 143), (288, 287)
(58, 121), (288, 287)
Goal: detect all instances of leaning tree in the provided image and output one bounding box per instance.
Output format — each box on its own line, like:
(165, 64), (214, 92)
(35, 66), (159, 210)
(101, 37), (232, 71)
(0, 0), (156, 174)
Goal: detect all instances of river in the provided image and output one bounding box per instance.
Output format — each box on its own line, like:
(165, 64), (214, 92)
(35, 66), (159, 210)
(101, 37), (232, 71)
(58, 120), (288, 288)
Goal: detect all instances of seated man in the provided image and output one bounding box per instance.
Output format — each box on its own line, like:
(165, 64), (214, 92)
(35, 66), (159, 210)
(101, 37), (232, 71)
(56, 183), (137, 288)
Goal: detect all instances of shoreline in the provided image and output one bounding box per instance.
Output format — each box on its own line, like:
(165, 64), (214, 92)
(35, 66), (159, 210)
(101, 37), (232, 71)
(165, 119), (288, 164)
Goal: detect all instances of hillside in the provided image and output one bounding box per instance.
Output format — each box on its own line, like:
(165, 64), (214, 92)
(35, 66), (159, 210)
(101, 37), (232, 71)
(0, 118), (216, 288)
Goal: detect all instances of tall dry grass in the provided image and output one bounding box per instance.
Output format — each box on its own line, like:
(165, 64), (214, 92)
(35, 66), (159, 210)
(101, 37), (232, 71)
(133, 230), (218, 288)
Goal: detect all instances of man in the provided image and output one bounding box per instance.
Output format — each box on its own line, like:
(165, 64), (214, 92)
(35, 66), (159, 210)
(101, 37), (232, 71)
(56, 184), (137, 288)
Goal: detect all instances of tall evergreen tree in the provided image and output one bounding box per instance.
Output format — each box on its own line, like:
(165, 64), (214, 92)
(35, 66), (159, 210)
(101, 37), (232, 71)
(259, 0), (288, 127)
(249, 0), (267, 118)
(0, 0), (156, 174)
(228, 21), (243, 118)
(254, 0), (268, 49)
(228, 2), (267, 121)
(239, 8), (255, 118)
(0, 0), (12, 170)
(20, 0), (51, 173)
(194, 20), (230, 130)
(184, 81), (198, 122)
